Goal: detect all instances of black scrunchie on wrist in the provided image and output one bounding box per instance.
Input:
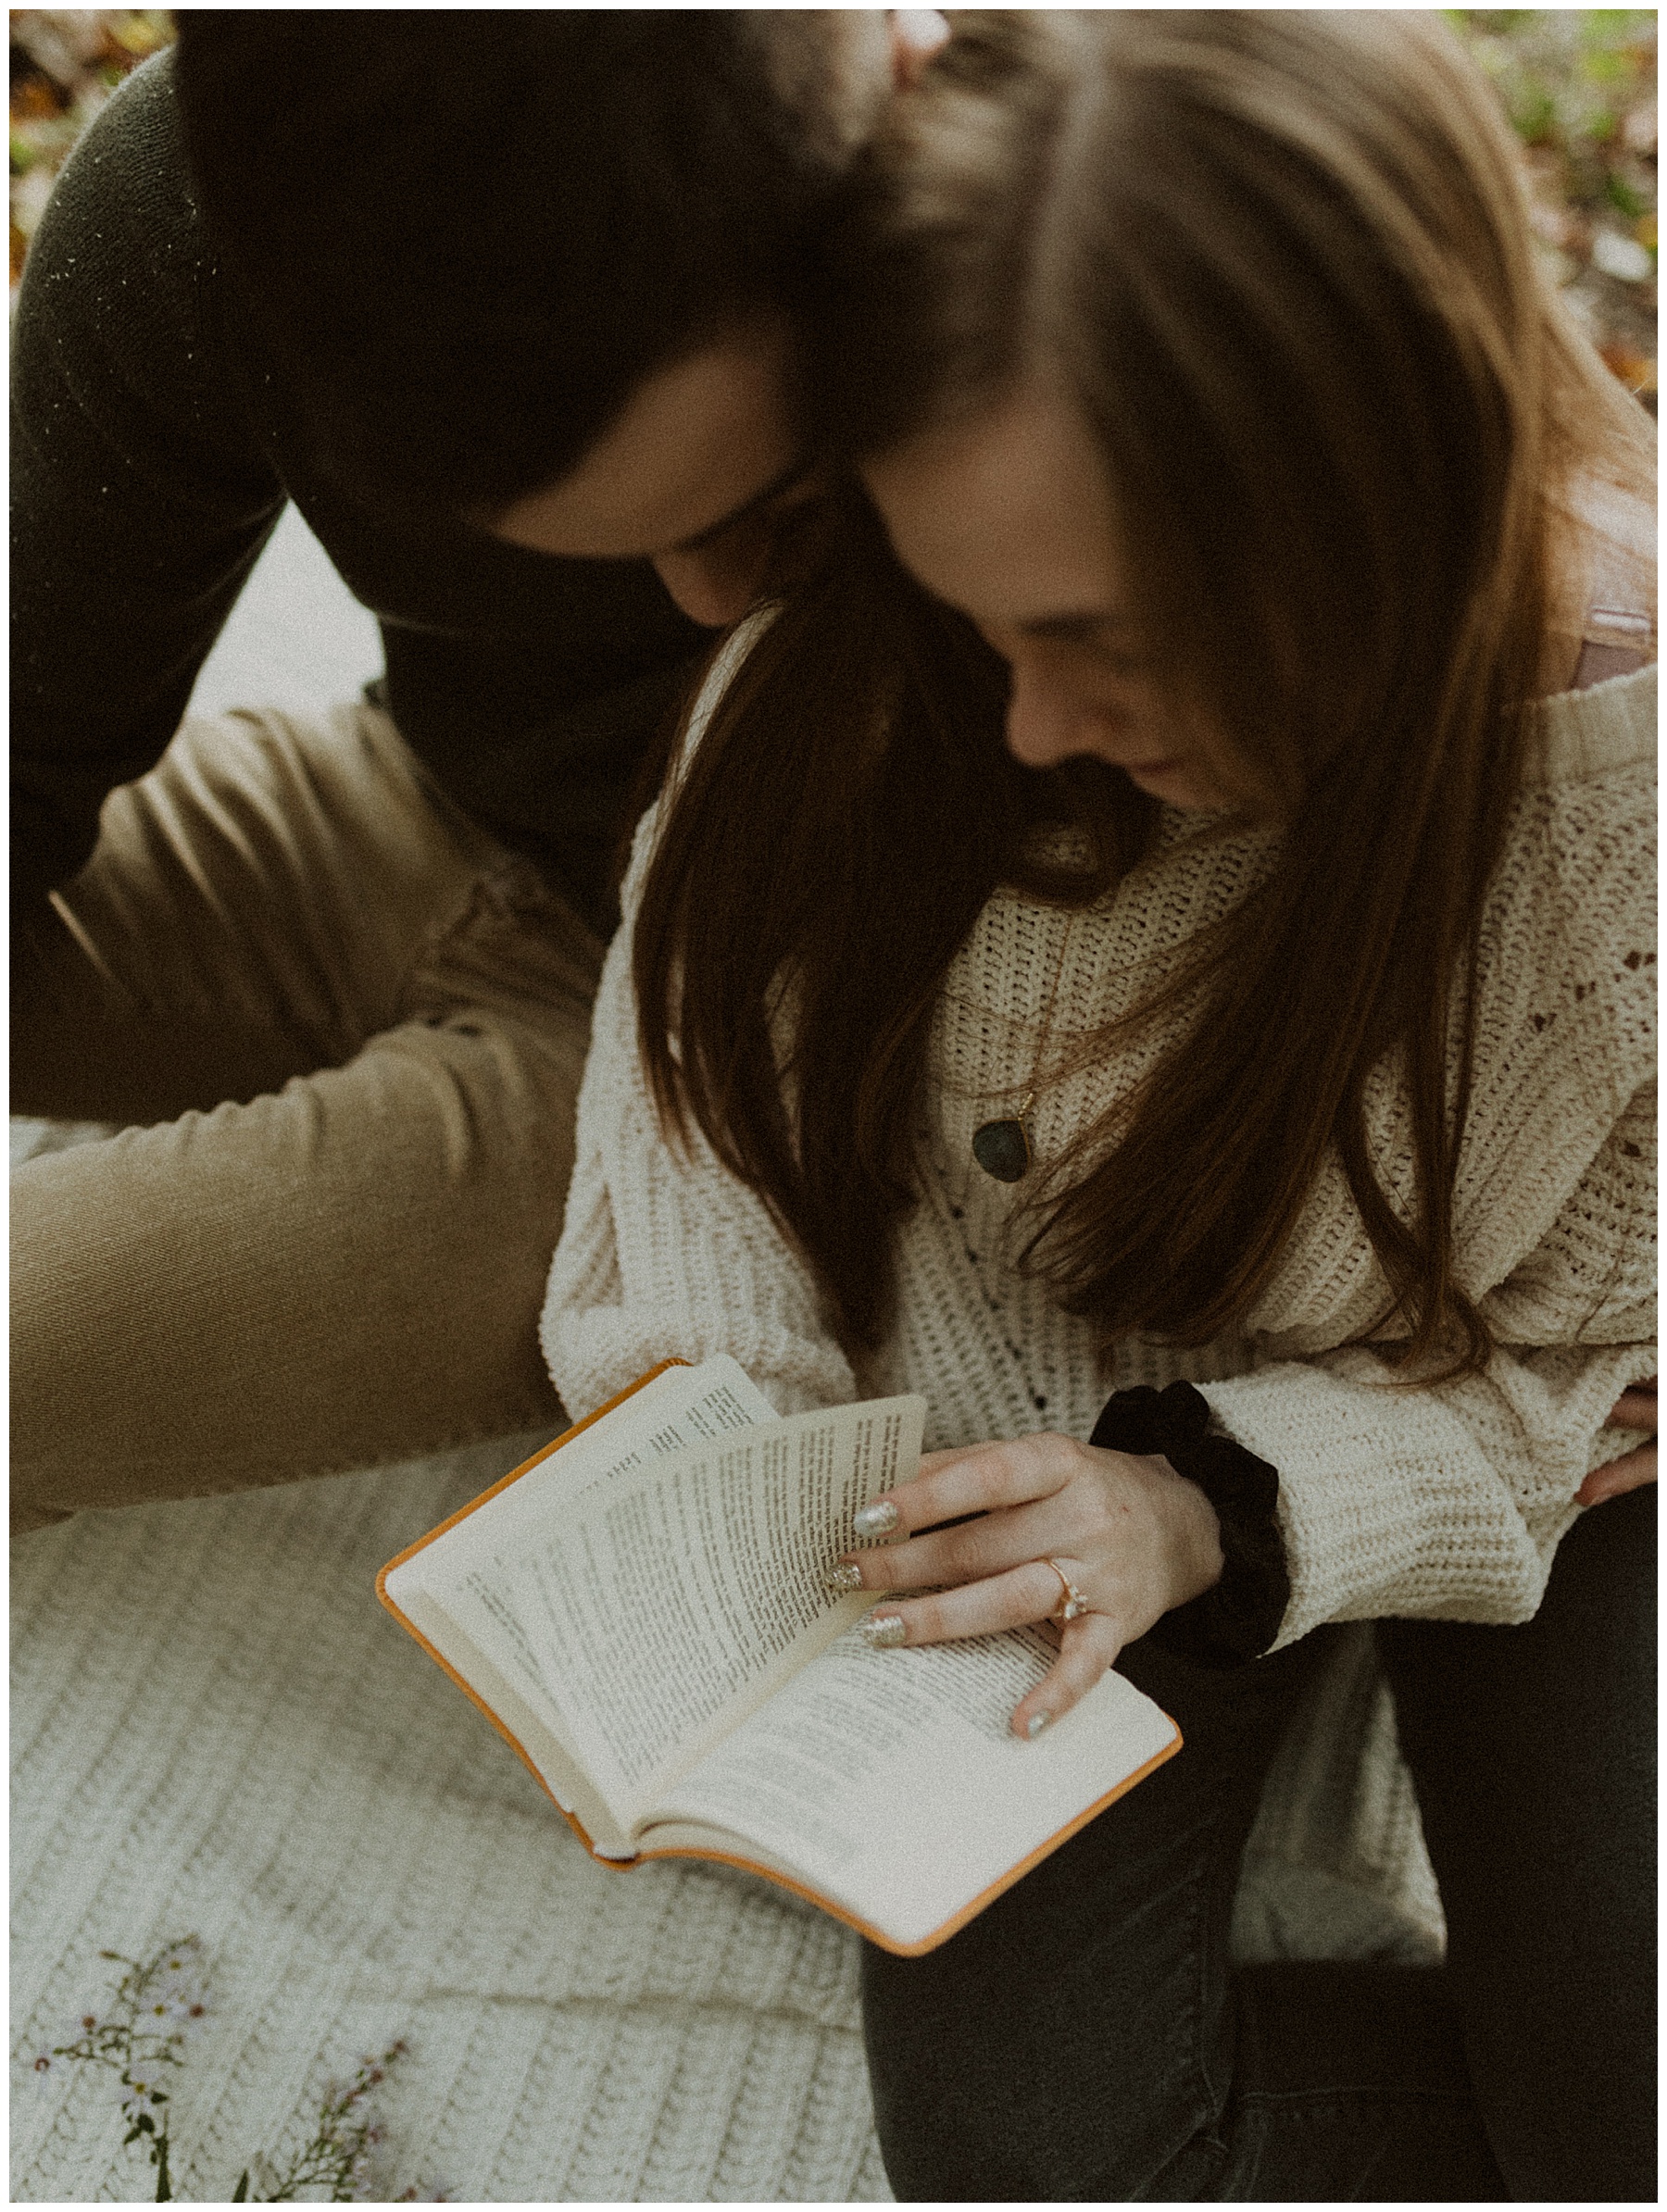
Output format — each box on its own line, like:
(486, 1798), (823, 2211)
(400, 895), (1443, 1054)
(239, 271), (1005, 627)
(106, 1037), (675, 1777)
(1088, 1381), (1290, 1667)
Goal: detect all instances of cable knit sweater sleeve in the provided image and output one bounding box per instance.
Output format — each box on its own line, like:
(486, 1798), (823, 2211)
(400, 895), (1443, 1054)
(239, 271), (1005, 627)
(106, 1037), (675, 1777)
(1198, 675), (1656, 1648)
(1201, 1104), (1655, 1649)
(540, 622), (858, 1423)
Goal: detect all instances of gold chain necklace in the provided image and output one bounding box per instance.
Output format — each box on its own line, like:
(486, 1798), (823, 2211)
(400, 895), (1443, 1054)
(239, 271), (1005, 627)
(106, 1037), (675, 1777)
(971, 909), (1077, 1183)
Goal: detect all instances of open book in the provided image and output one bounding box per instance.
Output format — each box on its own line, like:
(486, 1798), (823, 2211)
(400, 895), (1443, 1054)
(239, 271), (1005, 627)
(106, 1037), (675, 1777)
(378, 1356), (1181, 1955)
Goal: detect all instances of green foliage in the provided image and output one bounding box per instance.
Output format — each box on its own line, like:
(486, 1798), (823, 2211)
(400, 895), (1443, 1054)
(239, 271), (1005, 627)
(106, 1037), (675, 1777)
(1449, 9), (1656, 398)
(1448, 10), (1656, 194)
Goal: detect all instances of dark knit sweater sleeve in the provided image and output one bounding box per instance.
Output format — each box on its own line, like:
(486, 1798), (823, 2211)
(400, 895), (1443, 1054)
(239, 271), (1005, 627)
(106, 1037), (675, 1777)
(1089, 1381), (1291, 1665)
(10, 50), (288, 946)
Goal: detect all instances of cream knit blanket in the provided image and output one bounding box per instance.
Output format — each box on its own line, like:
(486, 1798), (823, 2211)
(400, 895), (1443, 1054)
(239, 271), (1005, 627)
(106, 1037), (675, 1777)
(9, 1389), (891, 2201)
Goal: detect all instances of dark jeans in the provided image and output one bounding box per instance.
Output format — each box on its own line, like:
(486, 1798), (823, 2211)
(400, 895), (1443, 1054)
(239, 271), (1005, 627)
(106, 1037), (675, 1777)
(862, 1486), (1655, 2201)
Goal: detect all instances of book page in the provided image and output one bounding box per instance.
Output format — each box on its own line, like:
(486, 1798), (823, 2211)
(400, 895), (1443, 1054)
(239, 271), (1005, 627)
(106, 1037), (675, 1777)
(441, 1356), (777, 1558)
(390, 1582), (633, 1858)
(404, 1356), (779, 1735)
(510, 1396), (924, 1831)
(648, 1625), (1179, 1952)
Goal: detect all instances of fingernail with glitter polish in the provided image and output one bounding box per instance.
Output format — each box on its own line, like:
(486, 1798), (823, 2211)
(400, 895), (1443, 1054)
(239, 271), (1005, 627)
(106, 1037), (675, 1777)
(1025, 1711), (1050, 1739)
(822, 1561), (865, 1593)
(852, 1499), (899, 1540)
(860, 1612), (907, 1649)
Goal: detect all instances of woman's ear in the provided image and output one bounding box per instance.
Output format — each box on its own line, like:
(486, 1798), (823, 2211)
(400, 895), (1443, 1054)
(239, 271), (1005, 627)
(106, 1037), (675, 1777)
(888, 9), (950, 90)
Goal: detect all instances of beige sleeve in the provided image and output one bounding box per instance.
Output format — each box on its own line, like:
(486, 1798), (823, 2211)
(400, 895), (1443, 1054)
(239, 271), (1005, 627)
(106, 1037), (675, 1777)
(1201, 1089), (1656, 1646)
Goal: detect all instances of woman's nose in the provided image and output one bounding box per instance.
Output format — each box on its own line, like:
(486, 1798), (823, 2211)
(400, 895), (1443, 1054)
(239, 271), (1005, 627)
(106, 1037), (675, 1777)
(1003, 659), (1089, 768)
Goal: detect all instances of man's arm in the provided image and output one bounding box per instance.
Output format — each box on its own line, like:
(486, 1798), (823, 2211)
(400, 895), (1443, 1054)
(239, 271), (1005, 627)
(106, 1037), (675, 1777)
(10, 49), (285, 951)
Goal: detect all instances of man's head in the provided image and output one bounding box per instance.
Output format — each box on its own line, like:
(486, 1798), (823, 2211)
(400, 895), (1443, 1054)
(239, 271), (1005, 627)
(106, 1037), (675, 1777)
(484, 311), (818, 627)
(177, 11), (925, 620)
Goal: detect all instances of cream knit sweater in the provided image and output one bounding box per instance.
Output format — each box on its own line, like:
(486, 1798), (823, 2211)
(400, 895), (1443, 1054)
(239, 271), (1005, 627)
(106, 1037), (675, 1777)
(543, 632), (1656, 1653)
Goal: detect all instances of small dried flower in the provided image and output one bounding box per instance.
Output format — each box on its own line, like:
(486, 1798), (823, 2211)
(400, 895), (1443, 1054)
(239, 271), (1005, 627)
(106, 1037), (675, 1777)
(27, 1943), (436, 2200)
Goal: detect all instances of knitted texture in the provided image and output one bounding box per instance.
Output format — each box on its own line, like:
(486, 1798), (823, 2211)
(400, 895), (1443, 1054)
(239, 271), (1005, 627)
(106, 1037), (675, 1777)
(9, 1421), (892, 2204)
(544, 649), (1656, 1653)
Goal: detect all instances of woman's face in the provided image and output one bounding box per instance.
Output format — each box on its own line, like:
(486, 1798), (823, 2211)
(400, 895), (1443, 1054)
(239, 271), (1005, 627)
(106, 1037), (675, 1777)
(862, 382), (1228, 809)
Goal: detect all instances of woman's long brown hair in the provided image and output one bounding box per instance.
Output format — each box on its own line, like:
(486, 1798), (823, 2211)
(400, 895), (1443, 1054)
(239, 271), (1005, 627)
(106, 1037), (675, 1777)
(635, 11), (1653, 1374)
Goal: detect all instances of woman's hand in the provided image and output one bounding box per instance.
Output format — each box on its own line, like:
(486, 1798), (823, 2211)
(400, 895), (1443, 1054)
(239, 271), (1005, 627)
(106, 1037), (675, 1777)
(828, 1433), (1223, 1739)
(1576, 1381), (1657, 1506)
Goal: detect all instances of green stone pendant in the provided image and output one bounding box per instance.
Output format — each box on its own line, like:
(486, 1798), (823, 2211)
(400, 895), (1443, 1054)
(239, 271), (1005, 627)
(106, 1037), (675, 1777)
(971, 1112), (1033, 1183)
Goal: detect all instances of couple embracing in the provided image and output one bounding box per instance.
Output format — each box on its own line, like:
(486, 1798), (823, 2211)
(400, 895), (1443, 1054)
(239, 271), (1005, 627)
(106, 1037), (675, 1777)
(13, 13), (1654, 2201)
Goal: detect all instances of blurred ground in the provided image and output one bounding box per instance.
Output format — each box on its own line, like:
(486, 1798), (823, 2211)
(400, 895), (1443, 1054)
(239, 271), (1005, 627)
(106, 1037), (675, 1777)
(9, 6), (1659, 409)
(1453, 7), (1657, 404)
(9, 8), (170, 269)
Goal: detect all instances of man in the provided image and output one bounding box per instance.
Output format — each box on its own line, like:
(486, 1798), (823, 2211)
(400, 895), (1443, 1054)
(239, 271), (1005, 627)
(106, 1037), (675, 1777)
(11, 11), (940, 1531)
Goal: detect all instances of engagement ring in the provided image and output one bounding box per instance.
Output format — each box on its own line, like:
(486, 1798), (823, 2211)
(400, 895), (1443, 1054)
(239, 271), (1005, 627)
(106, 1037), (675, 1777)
(1043, 1557), (1088, 1622)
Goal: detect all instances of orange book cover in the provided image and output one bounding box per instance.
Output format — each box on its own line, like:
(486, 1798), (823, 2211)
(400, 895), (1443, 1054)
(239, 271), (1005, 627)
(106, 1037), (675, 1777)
(377, 1362), (1182, 1956)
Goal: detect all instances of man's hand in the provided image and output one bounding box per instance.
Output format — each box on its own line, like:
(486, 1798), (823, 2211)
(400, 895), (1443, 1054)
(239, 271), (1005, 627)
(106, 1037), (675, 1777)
(1576, 1381), (1657, 1506)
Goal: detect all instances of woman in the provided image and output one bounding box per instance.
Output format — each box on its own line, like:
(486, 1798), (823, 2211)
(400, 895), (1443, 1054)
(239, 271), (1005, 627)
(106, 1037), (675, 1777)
(544, 13), (1654, 2199)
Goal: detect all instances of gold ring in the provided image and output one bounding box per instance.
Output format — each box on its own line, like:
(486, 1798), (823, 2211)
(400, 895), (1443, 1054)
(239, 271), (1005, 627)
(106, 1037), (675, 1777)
(1042, 1557), (1089, 1622)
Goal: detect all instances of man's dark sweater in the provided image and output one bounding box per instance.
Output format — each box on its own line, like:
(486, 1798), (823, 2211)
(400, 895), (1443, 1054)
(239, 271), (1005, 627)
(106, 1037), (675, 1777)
(11, 48), (710, 950)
